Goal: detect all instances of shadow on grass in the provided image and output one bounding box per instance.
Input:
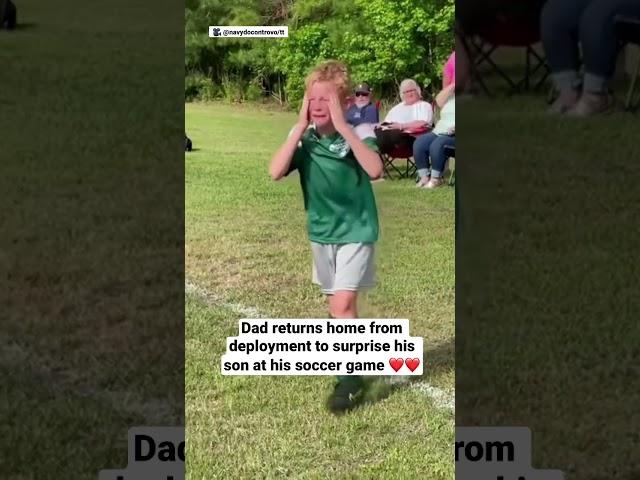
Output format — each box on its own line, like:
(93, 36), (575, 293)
(11, 22), (39, 30)
(354, 338), (455, 410)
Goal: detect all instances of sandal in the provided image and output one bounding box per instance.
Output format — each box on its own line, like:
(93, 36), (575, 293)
(424, 177), (445, 189)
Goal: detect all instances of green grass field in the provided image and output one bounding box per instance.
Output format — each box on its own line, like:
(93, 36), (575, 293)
(185, 102), (455, 479)
(455, 89), (640, 479)
(1, 1), (183, 478)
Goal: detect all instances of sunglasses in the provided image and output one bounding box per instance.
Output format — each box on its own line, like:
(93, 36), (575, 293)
(355, 92), (370, 97)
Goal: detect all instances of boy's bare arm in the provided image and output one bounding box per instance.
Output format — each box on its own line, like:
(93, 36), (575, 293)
(329, 93), (383, 180)
(269, 95), (309, 181)
(339, 128), (383, 179)
(269, 122), (307, 180)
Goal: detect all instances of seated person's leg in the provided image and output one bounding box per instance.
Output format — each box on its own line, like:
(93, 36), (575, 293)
(428, 135), (456, 182)
(0, 0), (6, 27)
(570, 0), (640, 115)
(541, 0), (594, 112)
(7, 1), (15, 29)
(413, 133), (438, 185)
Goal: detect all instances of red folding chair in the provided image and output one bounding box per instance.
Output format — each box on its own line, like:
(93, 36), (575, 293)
(380, 126), (429, 179)
(381, 143), (415, 179)
(468, 1), (549, 95)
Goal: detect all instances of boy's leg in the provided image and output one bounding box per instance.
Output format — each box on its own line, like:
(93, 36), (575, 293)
(327, 290), (365, 414)
(326, 243), (375, 413)
(327, 290), (365, 413)
(329, 290), (358, 319)
(310, 242), (361, 412)
(310, 242), (336, 294)
(330, 290), (360, 387)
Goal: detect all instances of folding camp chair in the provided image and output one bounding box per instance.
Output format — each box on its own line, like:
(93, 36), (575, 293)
(468, 1), (549, 95)
(616, 15), (640, 111)
(379, 126), (430, 180)
(444, 145), (456, 186)
(381, 144), (416, 179)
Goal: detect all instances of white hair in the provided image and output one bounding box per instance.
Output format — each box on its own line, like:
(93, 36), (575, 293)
(399, 79), (421, 102)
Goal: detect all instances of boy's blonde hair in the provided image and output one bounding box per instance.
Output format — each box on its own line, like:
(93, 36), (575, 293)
(305, 60), (351, 101)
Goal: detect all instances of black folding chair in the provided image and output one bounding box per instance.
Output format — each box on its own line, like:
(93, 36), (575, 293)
(470, 36), (549, 95)
(380, 144), (416, 180)
(467, 1), (549, 95)
(616, 15), (640, 111)
(444, 145), (456, 186)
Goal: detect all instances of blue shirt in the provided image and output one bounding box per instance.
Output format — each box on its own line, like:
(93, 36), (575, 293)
(346, 102), (379, 127)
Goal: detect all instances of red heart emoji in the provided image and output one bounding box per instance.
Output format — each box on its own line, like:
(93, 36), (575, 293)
(405, 358), (420, 372)
(389, 358), (404, 372)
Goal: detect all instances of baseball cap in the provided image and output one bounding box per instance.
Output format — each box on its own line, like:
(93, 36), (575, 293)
(354, 82), (372, 94)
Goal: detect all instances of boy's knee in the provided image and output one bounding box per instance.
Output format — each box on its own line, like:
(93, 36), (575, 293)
(330, 295), (357, 318)
(330, 304), (354, 319)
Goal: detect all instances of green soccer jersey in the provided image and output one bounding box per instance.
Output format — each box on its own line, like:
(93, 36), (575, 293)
(288, 126), (380, 244)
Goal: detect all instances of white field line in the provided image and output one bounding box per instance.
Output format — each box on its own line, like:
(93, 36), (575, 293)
(185, 279), (455, 413)
(386, 376), (455, 411)
(185, 280), (264, 318)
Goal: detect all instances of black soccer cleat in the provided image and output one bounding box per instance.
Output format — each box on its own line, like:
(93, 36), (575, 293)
(327, 376), (365, 414)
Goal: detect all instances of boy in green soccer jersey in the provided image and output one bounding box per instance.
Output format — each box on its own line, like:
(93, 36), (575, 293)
(269, 60), (383, 414)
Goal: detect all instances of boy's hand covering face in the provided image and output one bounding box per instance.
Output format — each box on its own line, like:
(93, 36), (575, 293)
(298, 93), (310, 128)
(328, 89), (349, 133)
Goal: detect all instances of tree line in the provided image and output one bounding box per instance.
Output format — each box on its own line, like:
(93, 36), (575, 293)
(185, 0), (454, 106)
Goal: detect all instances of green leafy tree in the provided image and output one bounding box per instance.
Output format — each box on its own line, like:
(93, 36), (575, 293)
(184, 0), (454, 105)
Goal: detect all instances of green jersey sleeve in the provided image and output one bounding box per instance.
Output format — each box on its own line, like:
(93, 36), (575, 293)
(363, 136), (379, 153)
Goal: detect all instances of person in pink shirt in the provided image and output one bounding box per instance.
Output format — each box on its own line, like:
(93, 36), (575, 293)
(443, 51), (455, 88)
